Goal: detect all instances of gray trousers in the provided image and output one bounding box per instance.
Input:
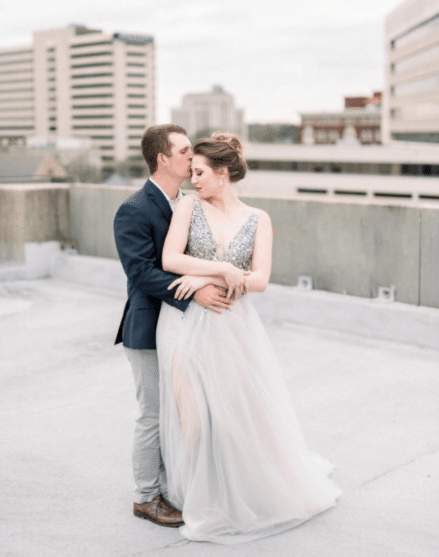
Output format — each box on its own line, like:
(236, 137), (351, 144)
(124, 347), (166, 504)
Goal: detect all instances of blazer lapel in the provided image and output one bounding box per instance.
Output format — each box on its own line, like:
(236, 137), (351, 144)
(144, 179), (173, 223)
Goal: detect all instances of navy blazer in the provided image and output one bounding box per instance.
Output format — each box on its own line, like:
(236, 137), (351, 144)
(114, 179), (191, 349)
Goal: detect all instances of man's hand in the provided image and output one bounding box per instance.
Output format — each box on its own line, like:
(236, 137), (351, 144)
(193, 285), (233, 314)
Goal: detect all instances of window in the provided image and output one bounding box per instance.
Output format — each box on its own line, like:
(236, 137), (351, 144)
(0, 125), (34, 130)
(71, 62), (113, 69)
(0, 77), (33, 85)
(0, 59), (33, 66)
(360, 129), (373, 142)
(71, 72), (113, 79)
(71, 93), (113, 99)
(70, 41), (112, 49)
(394, 74), (439, 97)
(392, 13), (439, 51)
(72, 124), (113, 129)
(0, 49), (32, 57)
(72, 114), (113, 119)
(71, 104), (113, 109)
(0, 68), (32, 76)
(393, 44), (439, 74)
(71, 51), (112, 59)
(71, 83), (113, 89)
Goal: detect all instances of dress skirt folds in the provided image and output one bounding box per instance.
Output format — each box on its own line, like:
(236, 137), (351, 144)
(157, 295), (342, 544)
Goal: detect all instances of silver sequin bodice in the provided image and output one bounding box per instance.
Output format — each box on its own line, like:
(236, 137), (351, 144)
(185, 198), (259, 271)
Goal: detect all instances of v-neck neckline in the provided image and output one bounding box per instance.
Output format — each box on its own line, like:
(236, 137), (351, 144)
(195, 198), (256, 255)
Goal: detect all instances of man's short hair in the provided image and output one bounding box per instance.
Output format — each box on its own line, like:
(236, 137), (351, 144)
(141, 124), (188, 174)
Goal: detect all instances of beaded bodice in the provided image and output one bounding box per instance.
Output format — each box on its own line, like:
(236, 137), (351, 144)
(185, 198), (259, 271)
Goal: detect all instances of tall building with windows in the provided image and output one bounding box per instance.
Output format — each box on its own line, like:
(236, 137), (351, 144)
(171, 85), (246, 142)
(383, 0), (439, 143)
(0, 24), (155, 175)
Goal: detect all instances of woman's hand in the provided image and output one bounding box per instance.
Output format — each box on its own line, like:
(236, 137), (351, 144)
(168, 275), (211, 300)
(222, 263), (246, 300)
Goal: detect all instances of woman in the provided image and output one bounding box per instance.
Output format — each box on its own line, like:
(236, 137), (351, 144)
(156, 133), (341, 544)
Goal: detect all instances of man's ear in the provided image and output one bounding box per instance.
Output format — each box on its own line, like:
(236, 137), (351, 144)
(157, 152), (168, 167)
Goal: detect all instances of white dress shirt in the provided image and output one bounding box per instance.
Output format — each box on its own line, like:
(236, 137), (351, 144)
(149, 177), (183, 212)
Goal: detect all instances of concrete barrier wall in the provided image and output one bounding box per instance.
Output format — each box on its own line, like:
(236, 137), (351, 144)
(0, 184), (70, 261)
(243, 196), (439, 308)
(69, 184), (136, 259)
(2, 183), (439, 308)
(241, 198), (423, 304)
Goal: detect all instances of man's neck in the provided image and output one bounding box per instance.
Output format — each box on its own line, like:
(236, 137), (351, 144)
(150, 171), (181, 201)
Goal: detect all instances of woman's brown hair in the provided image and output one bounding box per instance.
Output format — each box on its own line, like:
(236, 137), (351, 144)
(193, 132), (247, 183)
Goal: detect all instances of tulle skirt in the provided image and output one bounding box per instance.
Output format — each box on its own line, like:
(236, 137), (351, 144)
(157, 296), (341, 544)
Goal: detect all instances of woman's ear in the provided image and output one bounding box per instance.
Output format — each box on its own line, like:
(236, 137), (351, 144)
(216, 166), (228, 179)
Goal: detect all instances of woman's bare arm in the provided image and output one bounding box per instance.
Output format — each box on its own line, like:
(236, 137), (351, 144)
(244, 210), (273, 293)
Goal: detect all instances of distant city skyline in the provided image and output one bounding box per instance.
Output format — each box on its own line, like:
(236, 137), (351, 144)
(2, 0), (404, 125)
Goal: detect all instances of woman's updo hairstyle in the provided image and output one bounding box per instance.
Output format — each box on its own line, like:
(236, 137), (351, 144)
(193, 132), (247, 183)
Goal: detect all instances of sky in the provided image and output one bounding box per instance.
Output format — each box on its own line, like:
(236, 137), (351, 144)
(1, 0), (404, 124)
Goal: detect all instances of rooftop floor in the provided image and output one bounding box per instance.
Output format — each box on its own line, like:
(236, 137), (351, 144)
(1, 278), (438, 557)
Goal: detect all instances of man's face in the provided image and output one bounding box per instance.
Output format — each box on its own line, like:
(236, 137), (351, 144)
(165, 132), (193, 182)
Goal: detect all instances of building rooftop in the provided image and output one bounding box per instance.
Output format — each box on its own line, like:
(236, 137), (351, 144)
(1, 256), (438, 556)
(0, 152), (67, 183)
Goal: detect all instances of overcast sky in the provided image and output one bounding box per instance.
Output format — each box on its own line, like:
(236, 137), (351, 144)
(1, 0), (403, 124)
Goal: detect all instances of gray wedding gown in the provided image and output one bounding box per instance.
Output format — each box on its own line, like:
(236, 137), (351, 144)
(157, 197), (341, 544)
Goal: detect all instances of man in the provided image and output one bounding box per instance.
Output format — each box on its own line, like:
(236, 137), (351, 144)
(114, 124), (231, 528)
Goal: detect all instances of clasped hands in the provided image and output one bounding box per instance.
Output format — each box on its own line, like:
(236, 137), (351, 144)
(168, 263), (250, 314)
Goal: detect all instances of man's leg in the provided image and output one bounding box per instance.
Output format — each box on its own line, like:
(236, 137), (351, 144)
(124, 347), (165, 504)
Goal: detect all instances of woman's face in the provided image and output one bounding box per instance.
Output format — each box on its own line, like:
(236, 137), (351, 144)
(191, 155), (223, 199)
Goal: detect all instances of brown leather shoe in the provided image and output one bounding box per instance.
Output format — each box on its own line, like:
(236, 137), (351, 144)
(133, 494), (184, 528)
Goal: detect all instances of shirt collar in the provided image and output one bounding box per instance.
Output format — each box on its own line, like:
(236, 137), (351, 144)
(149, 177), (183, 207)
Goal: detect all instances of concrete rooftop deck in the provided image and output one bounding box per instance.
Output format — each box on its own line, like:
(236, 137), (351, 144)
(1, 276), (438, 557)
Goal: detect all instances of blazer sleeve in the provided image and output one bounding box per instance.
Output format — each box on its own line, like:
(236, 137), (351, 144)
(114, 201), (192, 312)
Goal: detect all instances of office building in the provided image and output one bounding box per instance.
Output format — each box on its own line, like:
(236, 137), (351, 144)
(0, 24), (155, 175)
(171, 85), (246, 141)
(383, 0), (439, 143)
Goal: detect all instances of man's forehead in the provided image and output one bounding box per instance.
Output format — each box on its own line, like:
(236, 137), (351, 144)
(169, 132), (191, 150)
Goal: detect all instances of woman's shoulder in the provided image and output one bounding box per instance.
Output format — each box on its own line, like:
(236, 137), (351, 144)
(177, 193), (198, 209)
(240, 203), (271, 224)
